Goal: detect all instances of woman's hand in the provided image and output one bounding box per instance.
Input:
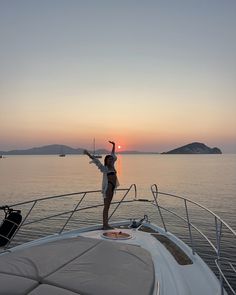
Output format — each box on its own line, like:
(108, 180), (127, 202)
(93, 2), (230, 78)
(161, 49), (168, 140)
(84, 149), (91, 156)
(84, 149), (93, 159)
(109, 141), (115, 145)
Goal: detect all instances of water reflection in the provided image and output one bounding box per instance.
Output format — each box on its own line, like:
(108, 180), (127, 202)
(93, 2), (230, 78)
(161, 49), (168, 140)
(0, 154), (235, 227)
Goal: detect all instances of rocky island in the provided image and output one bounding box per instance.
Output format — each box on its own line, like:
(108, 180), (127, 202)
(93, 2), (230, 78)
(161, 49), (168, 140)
(162, 142), (222, 154)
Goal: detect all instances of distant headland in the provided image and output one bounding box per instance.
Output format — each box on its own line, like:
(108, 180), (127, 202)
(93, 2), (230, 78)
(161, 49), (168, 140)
(0, 142), (222, 155)
(162, 142), (222, 154)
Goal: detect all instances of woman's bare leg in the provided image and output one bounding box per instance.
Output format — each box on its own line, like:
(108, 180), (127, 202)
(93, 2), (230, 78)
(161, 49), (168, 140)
(103, 185), (114, 229)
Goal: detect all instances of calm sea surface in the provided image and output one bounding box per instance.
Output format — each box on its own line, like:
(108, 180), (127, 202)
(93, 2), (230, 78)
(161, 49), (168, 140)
(0, 154), (235, 226)
(0, 154), (236, 290)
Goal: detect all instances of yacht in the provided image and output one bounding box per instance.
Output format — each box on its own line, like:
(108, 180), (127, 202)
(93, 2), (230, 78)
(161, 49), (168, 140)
(0, 184), (235, 295)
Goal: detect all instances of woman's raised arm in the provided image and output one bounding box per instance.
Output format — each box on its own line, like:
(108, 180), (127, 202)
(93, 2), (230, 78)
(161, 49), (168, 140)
(83, 149), (94, 159)
(109, 141), (115, 154)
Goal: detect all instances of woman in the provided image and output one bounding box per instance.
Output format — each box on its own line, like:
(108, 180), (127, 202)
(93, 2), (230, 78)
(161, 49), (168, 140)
(84, 141), (119, 230)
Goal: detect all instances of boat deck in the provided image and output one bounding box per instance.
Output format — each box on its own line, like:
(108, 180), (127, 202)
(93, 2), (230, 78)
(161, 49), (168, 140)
(1, 184), (234, 294)
(0, 225), (222, 295)
(0, 232), (155, 295)
(79, 227), (221, 295)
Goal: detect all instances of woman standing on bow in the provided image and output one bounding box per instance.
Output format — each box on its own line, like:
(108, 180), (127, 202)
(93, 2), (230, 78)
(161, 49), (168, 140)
(84, 141), (119, 230)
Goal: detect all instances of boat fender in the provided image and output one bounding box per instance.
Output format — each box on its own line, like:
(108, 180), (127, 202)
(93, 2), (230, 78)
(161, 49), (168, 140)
(0, 208), (22, 247)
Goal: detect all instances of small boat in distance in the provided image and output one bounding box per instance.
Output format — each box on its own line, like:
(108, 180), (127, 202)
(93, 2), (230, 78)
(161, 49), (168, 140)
(92, 138), (102, 158)
(59, 145), (66, 157)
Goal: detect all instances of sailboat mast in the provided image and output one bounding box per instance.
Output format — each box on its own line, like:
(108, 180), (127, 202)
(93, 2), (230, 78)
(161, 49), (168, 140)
(92, 138), (102, 158)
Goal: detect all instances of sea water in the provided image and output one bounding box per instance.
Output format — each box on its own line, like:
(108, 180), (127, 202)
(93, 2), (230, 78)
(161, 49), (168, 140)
(0, 154), (235, 225)
(0, 154), (235, 290)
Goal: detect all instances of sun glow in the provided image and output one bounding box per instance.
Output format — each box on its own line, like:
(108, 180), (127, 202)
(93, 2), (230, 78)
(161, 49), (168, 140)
(118, 145), (121, 149)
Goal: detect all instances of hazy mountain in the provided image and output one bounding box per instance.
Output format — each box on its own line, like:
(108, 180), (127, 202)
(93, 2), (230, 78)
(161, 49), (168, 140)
(0, 144), (159, 155)
(0, 144), (86, 155)
(162, 142), (222, 154)
(0, 142), (222, 155)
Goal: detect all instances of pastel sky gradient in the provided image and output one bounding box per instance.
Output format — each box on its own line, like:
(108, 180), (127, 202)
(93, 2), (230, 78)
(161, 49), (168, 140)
(0, 1), (235, 153)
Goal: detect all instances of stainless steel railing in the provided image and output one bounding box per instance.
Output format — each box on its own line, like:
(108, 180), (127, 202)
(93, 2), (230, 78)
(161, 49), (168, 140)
(151, 184), (236, 295)
(0, 184), (137, 250)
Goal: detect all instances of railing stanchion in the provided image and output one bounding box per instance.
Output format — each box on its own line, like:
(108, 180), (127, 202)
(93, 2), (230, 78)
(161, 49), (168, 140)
(215, 217), (224, 295)
(184, 199), (195, 255)
(59, 192), (88, 234)
(151, 184), (167, 232)
(108, 184), (136, 221)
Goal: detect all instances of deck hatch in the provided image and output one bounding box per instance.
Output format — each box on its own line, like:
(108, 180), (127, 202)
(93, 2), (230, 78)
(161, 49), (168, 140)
(151, 234), (193, 265)
(102, 231), (132, 240)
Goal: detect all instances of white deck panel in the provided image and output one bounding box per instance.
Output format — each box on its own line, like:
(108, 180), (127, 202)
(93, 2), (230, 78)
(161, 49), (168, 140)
(79, 228), (221, 295)
(0, 234), (155, 295)
(0, 225), (222, 295)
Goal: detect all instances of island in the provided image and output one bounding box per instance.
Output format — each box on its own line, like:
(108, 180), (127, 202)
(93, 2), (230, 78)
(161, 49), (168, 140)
(0, 142), (222, 155)
(162, 142), (222, 154)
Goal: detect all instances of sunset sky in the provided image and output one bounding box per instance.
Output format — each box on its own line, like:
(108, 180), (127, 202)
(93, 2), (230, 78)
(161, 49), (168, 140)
(0, 1), (235, 153)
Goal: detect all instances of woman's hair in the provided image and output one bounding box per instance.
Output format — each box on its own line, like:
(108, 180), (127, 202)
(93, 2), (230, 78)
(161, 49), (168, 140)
(104, 155), (113, 166)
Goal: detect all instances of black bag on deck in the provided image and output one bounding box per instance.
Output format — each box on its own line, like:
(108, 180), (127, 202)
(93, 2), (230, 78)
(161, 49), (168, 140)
(0, 207), (22, 247)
